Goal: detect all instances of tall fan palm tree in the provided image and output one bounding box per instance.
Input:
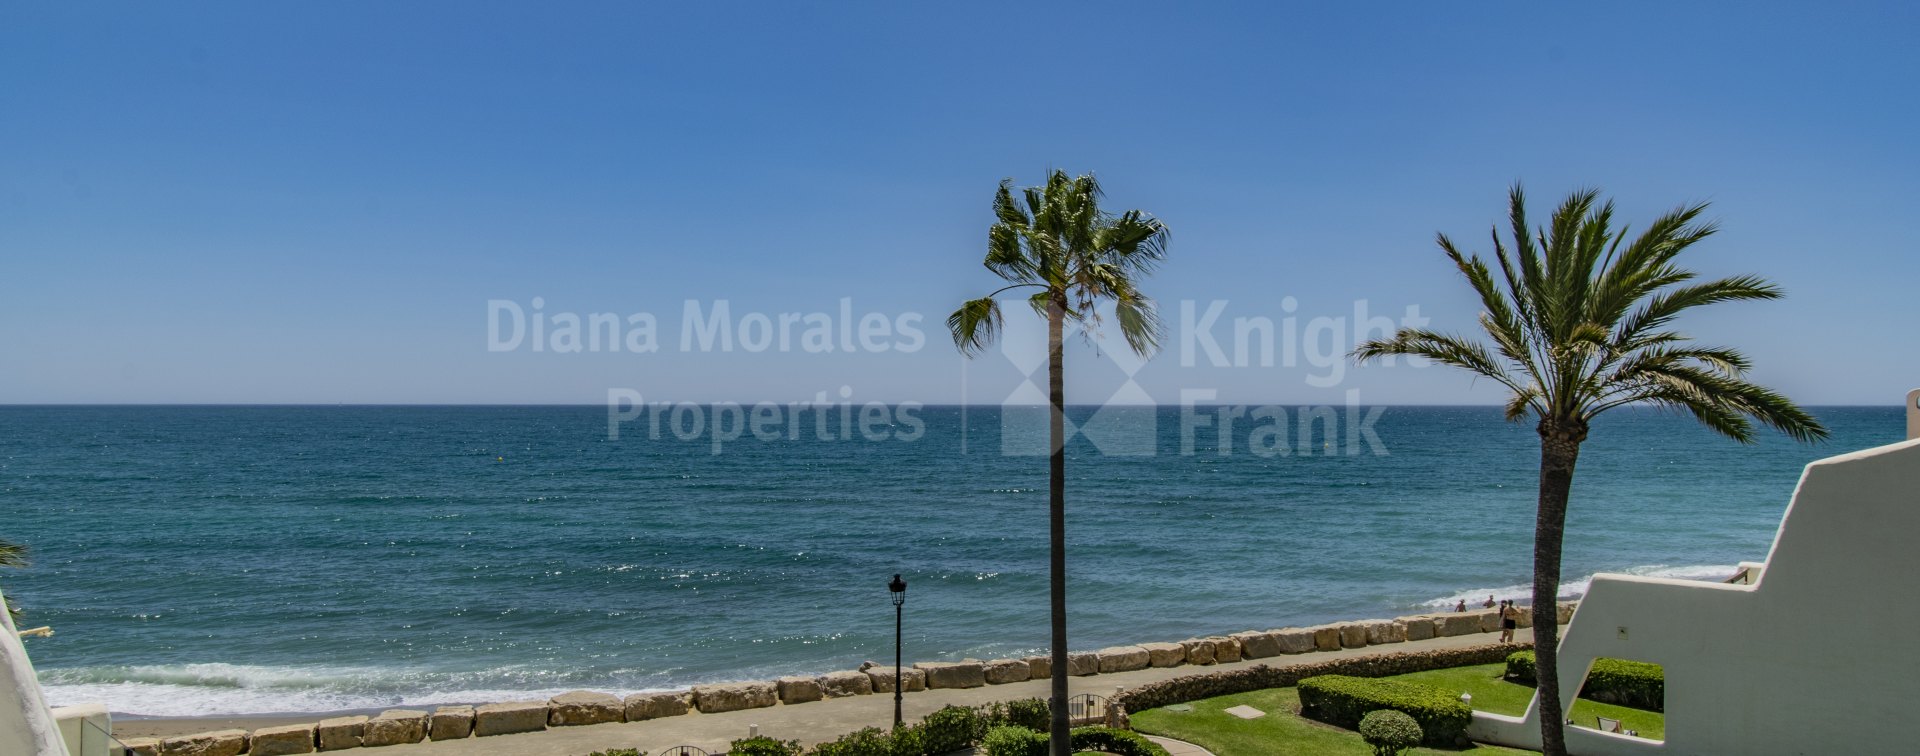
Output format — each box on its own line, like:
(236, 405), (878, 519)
(949, 170), (1168, 755)
(1355, 186), (1826, 755)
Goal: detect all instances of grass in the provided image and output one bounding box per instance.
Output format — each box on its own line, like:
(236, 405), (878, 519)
(1131, 687), (1532, 756)
(1387, 663), (1664, 741)
(1131, 665), (1665, 756)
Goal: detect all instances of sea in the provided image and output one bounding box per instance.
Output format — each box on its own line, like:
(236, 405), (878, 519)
(0, 405), (1901, 717)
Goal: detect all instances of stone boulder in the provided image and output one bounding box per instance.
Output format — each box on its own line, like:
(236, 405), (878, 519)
(363, 709), (428, 747)
(249, 724), (315, 756)
(1231, 631), (1281, 659)
(1310, 625), (1343, 651)
(1023, 655), (1053, 679)
(1095, 646), (1151, 673)
(865, 666), (928, 692)
(548, 691), (623, 726)
(1364, 619), (1408, 645)
(474, 701), (548, 737)
(1179, 638), (1216, 665)
(316, 716), (368, 751)
(624, 691), (692, 721)
(1210, 636), (1244, 663)
(820, 669), (874, 697)
(1399, 616), (1438, 641)
(693, 681), (778, 713)
(1338, 623), (1368, 649)
(161, 729), (248, 756)
(775, 676), (825, 704)
(1066, 652), (1101, 676)
(1140, 642), (1186, 667)
(1558, 601), (1578, 624)
(1437, 614), (1482, 637)
(1270, 628), (1316, 654)
(984, 658), (1031, 684)
(429, 706), (475, 741)
(121, 738), (161, 756)
(1477, 610), (1504, 633)
(915, 661), (987, 689)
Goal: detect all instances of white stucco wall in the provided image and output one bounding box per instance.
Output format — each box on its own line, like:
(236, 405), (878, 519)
(1470, 436), (1920, 755)
(0, 587), (70, 755)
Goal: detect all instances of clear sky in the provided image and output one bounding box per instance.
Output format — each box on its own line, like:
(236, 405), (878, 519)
(3, 2), (1915, 406)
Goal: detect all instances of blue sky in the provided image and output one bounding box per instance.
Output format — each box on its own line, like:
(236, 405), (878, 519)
(2, 2), (1915, 405)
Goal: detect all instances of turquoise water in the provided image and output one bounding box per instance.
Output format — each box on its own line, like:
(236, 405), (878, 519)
(0, 405), (1900, 716)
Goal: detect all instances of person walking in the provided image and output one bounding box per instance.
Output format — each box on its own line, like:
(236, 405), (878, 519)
(1499, 600), (1519, 643)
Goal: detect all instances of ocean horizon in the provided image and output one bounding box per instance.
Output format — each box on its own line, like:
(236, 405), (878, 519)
(3, 404), (1902, 717)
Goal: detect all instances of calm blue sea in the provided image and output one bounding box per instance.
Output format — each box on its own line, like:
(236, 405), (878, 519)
(0, 405), (1901, 716)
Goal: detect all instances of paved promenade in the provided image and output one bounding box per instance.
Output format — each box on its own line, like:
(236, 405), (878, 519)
(345, 630), (1530, 756)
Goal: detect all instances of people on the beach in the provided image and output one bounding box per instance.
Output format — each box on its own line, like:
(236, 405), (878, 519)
(1455, 599), (1467, 613)
(1484, 594), (1497, 608)
(1499, 599), (1518, 642)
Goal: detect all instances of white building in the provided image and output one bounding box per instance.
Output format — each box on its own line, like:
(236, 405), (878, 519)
(1470, 390), (1920, 755)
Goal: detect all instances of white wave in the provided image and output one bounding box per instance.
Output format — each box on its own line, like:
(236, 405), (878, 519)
(1419, 563), (1736, 610)
(36, 663), (676, 718)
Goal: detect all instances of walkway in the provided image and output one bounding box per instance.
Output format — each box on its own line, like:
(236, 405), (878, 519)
(266, 631), (1530, 756)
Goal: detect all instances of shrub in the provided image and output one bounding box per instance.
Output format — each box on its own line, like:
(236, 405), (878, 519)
(1068, 726), (1171, 756)
(1297, 674), (1470, 747)
(979, 697), (1050, 732)
(1358, 710), (1423, 756)
(583, 750), (643, 756)
(920, 705), (981, 752)
(729, 736), (802, 756)
(1505, 650), (1665, 711)
(979, 725), (1048, 756)
(805, 727), (894, 756)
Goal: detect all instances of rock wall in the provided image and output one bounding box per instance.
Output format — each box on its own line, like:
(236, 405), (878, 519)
(138, 602), (1569, 751)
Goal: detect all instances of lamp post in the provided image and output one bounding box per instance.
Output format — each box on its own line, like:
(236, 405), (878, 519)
(889, 573), (907, 728)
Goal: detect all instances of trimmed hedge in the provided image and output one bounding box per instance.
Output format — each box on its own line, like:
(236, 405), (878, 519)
(1506, 651), (1664, 712)
(1070, 726), (1171, 756)
(1113, 642), (1523, 714)
(976, 725), (1171, 756)
(980, 725), (1046, 756)
(1298, 675), (1471, 747)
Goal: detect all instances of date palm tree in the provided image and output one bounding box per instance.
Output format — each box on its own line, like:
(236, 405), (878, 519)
(949, 170), (1168, 755)
(1355, 186), (1826, 756)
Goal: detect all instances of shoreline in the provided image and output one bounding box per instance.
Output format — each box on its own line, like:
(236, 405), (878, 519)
(73, 599), (1603, 735)
(98, 604), (1565, 749)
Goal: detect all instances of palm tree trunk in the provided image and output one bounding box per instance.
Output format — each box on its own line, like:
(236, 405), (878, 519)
(1046, 292), (1070, 756)
(1532, 418), (1584, 756)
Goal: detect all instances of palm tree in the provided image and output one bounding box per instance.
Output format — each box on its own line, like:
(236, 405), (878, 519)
(949, 170), (1168, 755)
(1354, 186), (1826, 756)
(1, 538), (25, 621)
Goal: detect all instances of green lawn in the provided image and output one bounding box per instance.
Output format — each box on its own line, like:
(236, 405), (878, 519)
(1388, 664), (1663, 741)
(1130, 664), (1665, 756)
(1130, 687), (1532, 756)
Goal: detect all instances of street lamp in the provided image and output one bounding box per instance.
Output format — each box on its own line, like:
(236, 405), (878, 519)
(889, 573), (907, 728)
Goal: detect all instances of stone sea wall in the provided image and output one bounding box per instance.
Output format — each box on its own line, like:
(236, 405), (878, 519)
(120, 602), (1572, 755)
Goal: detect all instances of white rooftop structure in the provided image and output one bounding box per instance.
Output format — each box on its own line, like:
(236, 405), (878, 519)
(1, 587), (69, 755)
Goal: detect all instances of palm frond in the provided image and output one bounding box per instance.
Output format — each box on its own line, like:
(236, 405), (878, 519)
(946, 297), (1003, 357)
(0, 539), (24, 570)
(1354, 328), (1530, 398)
(1112, 289), (1162, 357)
